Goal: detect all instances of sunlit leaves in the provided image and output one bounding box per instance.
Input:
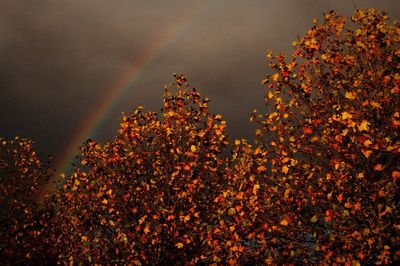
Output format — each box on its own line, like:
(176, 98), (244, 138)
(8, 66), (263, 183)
(0, 137), (53, 264)
(46, 75), (232, 265)
(253, 8), (399, 265)
(3, 8), (399, 265)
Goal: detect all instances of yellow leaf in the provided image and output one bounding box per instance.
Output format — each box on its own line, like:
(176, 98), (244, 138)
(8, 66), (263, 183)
(81, 235), (88, 242)
(228, 207), (236, 216)
(341, 111), (352, 120)
(345, 91), (356, 100)
(268, 91), (274, 99)
(272, 73), (279, 81)
(280, 219), (289, 226)
(190, 145), (196, 153)
(362, 150), (372, 158)
(284, 189), (290, 200)
(370, 101), (382, 109)
(357, 172), (365, 179)
(253, 184), (260, 195)
(102, 198), (108, 204)
(282, 165), (289, 174)
(175, 242), (184, 249)
(358, 120), (370, 131)
(353, 80), (361, 87)
(184, 215), (191, 222)
(234, 139), (241, 145)
(261, 77), (268, 85)
(311, 215), (318, 223)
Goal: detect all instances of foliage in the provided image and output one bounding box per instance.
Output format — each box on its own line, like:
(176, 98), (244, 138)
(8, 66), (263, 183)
(251, 9), (400, 264)
(48, 75), (231, 264)
(1, 8), (399, 265)
(0, 137), (53, 264)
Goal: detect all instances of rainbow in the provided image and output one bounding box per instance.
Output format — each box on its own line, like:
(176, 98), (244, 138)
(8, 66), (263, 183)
(51, 3), (208, 184)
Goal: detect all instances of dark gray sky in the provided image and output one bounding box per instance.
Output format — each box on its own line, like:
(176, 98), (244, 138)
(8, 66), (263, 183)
(1, 0), (399, 168)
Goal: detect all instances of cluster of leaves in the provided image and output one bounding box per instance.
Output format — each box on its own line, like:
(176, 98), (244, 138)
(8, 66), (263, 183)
(252, 9), (400, 264)
(1, 8), (399, 265)
(0, 137), (53, 264)
(48, 75), (232, 264)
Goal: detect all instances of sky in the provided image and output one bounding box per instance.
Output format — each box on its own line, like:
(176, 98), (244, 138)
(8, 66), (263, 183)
(1, 0), (399, 173)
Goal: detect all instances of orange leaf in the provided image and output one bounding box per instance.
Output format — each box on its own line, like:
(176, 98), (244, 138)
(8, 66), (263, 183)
(175, 242), (184, 249)
(236, 192), (244, 200)
(345, 91), (356, 100)
(257, 165), (266, 173)
(353, 202), (362, 212)
(392, 171), (400, 180)
(303, 126), (313, 135)
(337, 193), (344, 202)
(280, 219), (289, 226)
(143, 225), (150, 234)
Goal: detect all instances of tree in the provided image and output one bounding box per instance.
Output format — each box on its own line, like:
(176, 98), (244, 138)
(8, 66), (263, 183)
(2, 8), (399, 265)
(0, 137), (53, 264)
(48, 75), (231, 264)
(250, 9), (399, 264)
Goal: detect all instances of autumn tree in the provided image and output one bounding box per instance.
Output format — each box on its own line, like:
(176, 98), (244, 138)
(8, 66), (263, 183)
(48, 75), (232, 264)
(0, 137), (53, 264)
(2, 8), (399, 266)
(204, 139), (275, 265)
(250, 9), (399, 264)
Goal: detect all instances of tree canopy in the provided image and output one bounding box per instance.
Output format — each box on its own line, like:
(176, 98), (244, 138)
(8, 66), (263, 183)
(1, 8), (399, 265)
